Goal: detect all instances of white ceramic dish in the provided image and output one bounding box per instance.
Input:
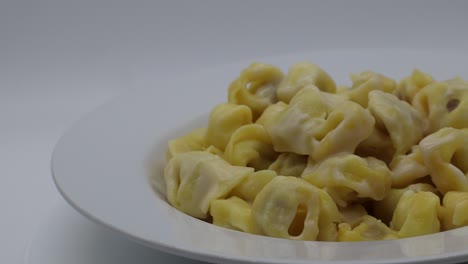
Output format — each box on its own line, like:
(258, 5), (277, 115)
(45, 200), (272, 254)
(52, 49), (468, 264)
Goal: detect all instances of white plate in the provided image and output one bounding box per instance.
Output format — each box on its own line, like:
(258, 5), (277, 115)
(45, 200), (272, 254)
(52, 49), (468, 264)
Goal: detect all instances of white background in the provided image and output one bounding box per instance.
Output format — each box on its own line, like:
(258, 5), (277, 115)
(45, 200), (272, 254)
(1, 1), (468, 263)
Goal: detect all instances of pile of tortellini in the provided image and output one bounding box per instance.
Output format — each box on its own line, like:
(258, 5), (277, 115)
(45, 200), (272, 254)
(162, 62), (468, 242)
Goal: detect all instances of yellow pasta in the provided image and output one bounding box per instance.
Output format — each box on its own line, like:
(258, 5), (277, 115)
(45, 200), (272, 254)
(223, 124), (278, 170)
(205, 103), (252, 151)
(390, 191), (441, 238)
(302, 153), (391, 207)
(338, 204), (368, 227)
(255, 101), (289, 129)
(161, 61), (468, 242)
(358, 90), (425, 163)
(211, 196), (254, 233)
(440, 191), (468, 231)
(166, 128), (207, 161)
(228, 63), (284, 120)
(164, 151), (253, 218)
(413, 78), (468, 133)
(338, 215), (398, 242)
(276, 62), (336, 103)
(419, 127), (468, 194)
(394, 69), (434, 103)
(373, 183), (438, 225)
(343, 71), (396, 107)
(268, 152), (308, 177)
(251, 176), (341, 241)
(389, 146), (429, 188)
(267, 86), (375, 160)
(229, 170), (276, 203)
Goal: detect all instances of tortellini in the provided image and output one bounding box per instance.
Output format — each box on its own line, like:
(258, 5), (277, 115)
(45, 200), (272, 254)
(372, 183), (438, 225)
(276, 62), (336, 103)
(357, 90), (425, 163)
(302, 153), (392, 207)
(343, 71), (396, 107)
(440, 191), (468, 231)
(228, 63), (284, 120)
(395, 69), (434, 103)
(338, 215), (398, 241)
(266, 86), (375, 160)
(223, 124), (278, 170)
(211, 196), (254, 233)
(166, 128), (207, 161)
(205, 103), (253, 151)
(419, 127), (468, 194)
(390, 191), (441, 238)
(229, 170), (276, 203)
(413, 78), (468, 133)
(164, 151), (253, 218)
(161, 62), (468, 242)
(251, 176), (341, 241)
(389, 146), (429, 188)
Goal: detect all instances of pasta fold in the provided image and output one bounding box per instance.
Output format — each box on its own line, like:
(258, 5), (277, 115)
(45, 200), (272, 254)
(357, 90), (425, 163)
(419, 128), (468, 194)
(440, 191), (468, 231)
(267, 86), (375, 160)
(390, 191), (441, 238)
(413, 78), (468, 133)
(342, 71), (396, 107)
(229, 170), (276, 203)
(228, 63), (284, 120)
(164, 151), (253, 218)
(211, 196), (254, 233)
(276, 62), (336, 103)
(338, 215), (398, 241)
(251, 176), (341, 241)
(394, 69), (434, 103)
(302, 153), (392, 207)
(205, 103), (253, 151)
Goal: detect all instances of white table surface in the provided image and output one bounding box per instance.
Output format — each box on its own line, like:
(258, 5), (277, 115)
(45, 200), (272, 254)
(2, 1), (468, 263)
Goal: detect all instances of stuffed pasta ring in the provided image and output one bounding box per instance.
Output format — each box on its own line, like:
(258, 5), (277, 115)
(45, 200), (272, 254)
(419, 127), (468, 194)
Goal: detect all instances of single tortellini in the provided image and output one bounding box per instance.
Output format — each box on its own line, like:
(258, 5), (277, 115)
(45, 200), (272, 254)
(390, 191), (441, 238)
(205, 103), (252, 151)
(412, 78), (468, 133)
(268, 152), (308, 177)
(342, 71), (396, 108)
(267, 86), (375, 160)
(358, 90), (425, 163)
(210, 196), (254, 233)
(229, 170), (276, 203)
(394, 69), (434, 103)
(390, 146), (429, 188)
(251, 176), (341, 241)
(166, 128), (207, 161)
(302, 154), (392, 207)
(419, 127), (468, 194)
(276, 62), (336, 103)
(373, 183), (438, 225)
(223, 124), (278, 170)
(228, 63), (284, 120)
(338, 215), (398, 242)
(440, 191), (468, 231)
(164, 151), (253, 219)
